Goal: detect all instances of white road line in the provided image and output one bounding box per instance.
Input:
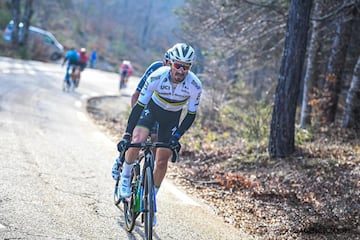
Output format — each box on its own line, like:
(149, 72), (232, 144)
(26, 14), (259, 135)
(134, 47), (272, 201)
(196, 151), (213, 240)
(14, 69), (25, 74)
(162, 180), (200, 206)
(75, 100), (82, 108)
(76, 111), (88, 122)
(105, 91), (117, 95)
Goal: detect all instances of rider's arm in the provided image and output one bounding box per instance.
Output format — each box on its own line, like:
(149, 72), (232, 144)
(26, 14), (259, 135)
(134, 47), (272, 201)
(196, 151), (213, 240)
(174, 111), (196, 138)
(131, 90), (140, 107)
(125, 101), (145, 135)
(136, 61), (163, 92)
(132, 61), (163, 107)
(62, 56), (68, 66)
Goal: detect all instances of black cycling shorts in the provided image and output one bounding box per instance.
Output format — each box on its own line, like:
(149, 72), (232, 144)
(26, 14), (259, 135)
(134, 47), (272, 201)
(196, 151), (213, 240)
(136, 99), (181, 142)
(150, 122), (159, 135)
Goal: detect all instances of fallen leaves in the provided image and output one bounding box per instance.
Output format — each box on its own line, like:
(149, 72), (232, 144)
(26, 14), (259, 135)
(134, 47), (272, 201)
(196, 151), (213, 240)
(87, 96), (360, 240)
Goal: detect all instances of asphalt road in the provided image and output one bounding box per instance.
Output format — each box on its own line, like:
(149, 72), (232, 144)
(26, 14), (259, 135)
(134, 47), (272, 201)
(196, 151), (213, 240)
(0, 56), (251, 240)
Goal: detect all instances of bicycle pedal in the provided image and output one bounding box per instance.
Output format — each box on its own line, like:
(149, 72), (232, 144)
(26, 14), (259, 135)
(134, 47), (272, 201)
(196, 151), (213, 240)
(122, 196), (132, 202)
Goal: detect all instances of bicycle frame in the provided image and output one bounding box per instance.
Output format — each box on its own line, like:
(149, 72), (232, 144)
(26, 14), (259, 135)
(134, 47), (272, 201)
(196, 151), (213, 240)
(115, 141), (177, 239)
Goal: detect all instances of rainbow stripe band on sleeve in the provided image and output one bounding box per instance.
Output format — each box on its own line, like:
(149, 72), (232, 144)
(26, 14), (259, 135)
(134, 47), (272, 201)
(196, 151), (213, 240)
(154, 91), (189, 106)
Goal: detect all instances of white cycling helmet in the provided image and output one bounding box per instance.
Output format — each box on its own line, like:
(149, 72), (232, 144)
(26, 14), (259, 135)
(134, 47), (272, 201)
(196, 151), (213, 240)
(170, 43), (195, 64)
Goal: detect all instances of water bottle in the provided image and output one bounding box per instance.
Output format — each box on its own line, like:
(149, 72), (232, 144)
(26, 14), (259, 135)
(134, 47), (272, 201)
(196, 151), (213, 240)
(134, 180), (141, 212)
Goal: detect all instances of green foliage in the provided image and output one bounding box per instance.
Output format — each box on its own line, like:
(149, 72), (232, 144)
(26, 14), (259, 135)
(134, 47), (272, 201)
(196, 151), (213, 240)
(240, 101), (272, 146)
(17, 45), (30, 59)
(0, 2), (11, 28)
(221, 98), (271, 156)
(295, 126), (314, 145)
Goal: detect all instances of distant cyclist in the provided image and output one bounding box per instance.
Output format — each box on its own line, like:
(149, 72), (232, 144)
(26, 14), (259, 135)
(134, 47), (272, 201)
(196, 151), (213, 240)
(62, 47), (79, 88)
(115, 43), (203, 226)
(78, 48), (88, 72)
(119, 60), (133, 89)
(90, 48), (97, 68)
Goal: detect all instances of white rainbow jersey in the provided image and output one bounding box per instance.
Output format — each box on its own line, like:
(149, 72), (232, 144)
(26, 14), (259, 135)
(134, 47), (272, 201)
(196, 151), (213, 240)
(139, 66), (202, 113)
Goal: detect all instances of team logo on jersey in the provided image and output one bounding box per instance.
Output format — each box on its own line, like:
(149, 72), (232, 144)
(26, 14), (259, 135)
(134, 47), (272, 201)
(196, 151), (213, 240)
(174, 93), (188, 99)
(171, 127), (177, 135)
(191, 80), (201, 90)
(160, 85), (170, 90)
(150, 75), (161, 82)
(181, 88), (189, 93)
(196, 92), (201, 102)
(143, 81), (149, 91)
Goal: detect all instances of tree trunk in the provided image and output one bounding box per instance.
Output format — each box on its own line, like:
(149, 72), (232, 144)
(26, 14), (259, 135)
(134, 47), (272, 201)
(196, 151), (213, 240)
(268, 0), (312, 158)
(300, 0), (322, 129)
(10, 0), (21, 45)
(341, 56), (360, 128)
(20, 0), (34, 45)
(320, 5), (356, 124)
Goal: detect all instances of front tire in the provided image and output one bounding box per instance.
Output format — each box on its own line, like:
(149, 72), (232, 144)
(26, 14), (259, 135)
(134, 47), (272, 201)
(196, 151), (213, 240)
(124, 167), (138, 232)
(144, 166), (154, 240)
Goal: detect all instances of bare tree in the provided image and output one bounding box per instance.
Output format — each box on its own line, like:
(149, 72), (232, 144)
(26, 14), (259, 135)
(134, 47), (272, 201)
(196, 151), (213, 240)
(320, 2), (356, 124)
(300, 0), (323, 129)
(10, 0), (20, 45)
(9, 0), (33, 46)
(20, 0), (33, 45)
(268, 0), (312, 158)
(342, 55), (360, 128)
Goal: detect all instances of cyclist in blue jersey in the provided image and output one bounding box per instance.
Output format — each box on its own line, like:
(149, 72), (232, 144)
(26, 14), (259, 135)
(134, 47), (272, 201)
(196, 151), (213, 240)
(61, 47), (79, 88)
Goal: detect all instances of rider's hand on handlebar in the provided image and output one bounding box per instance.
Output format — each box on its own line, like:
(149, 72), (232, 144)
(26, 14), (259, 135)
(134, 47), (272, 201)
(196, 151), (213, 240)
(117, 134), (131, 153)
(169, 135), (181, 163)
(169, 135), (181, 153)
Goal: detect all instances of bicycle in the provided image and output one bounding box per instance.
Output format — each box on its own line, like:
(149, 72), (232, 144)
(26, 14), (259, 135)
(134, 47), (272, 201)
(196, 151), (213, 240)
(62, 64), (80, 91)
(119, 72), (128, 90)
(71, 65), (81, 89)
(114, 139), (178, 240)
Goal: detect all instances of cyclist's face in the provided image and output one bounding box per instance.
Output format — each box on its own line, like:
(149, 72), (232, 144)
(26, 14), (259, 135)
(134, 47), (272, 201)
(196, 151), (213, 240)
(170, 60), (191, 83)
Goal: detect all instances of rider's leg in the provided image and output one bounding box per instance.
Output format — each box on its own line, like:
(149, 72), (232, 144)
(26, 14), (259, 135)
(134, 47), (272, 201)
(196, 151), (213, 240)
(119, 127), (149, 197)
(153, 148), (172, 188)
(152, 110), (179, 189)
(124, 127), (149, 165)
(65, 65), (70, 81)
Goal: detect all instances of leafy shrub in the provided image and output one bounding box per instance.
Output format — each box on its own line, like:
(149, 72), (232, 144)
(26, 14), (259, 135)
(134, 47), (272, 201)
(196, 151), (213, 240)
(295, 125), (314, 145)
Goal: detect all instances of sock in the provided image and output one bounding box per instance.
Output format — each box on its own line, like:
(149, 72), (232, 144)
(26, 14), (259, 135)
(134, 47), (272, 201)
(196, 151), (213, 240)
(121, 161), (132, 177)
(154, 186), (160, 196)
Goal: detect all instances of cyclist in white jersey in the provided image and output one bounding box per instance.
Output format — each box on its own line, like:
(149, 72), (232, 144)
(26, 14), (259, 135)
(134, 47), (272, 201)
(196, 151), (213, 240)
(111, 48), (173, 180)
(116, 44), (202, 219)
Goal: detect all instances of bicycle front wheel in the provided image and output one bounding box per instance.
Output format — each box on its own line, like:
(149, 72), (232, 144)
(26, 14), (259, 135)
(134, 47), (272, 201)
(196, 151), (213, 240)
(124, 165), (139, 232)
(143, 166), (154, 240)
